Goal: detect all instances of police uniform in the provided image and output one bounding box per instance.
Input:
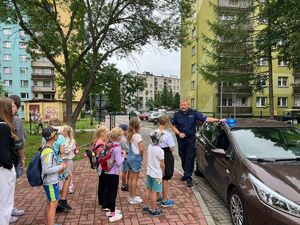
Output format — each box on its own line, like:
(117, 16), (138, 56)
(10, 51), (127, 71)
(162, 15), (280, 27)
(171, 108), (207, 182)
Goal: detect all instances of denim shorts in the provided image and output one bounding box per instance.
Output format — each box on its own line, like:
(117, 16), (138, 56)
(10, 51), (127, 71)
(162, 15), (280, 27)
(122, 159), (129, 172)
(145, 175), (162, 193)
(43, 183), (60, 202)
(127, 153), (142, 173)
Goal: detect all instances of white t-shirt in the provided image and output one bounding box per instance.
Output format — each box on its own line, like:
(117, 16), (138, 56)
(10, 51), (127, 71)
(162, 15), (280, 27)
(131, 133), (143, 154)
(147, 144), (164, 178)
(158, 129), (175, 149)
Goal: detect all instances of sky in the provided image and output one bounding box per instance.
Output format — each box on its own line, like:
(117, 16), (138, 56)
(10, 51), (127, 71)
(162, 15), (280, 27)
(109, 45), (180, 77)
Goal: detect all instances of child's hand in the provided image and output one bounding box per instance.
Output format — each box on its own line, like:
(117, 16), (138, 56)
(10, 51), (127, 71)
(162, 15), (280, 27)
(156, 178), (162, 184)
(59, 163), (67, 173)
(121, 150), (126, 158)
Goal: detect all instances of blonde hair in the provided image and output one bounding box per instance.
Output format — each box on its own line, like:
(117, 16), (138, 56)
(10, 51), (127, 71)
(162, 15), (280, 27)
(127, 117), (140, 143)
(62, 125), (74, 142)
(110, 127), (123, 141)
(0, 97), (17, 139)
(93, 125), (108, 143)
(48, 118), (61, 126)
(159, 115), (170, 126)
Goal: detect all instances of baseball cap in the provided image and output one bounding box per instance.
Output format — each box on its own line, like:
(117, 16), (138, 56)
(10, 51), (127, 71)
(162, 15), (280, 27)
(42, 127), (58, 141)
(150, 130), (164, 145)
(119, 124), (128, 131)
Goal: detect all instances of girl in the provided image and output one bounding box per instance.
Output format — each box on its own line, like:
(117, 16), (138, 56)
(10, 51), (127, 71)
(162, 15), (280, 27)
(127, 117), (144, 204)
(93, 125), (110, 208)
(103, 127), (125, 222)
(61, 126), (76, 194)
(0, 97), (19, 225)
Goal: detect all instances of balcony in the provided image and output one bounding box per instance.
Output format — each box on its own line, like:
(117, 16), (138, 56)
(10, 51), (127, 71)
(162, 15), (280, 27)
(219, 0), (250, 8)
(31, 74), (55, 80)
(217, 85), (252, 94)
(293, 85), (300, 94)
(217, 106), (252, 115)
(32, 86), (55, 92)
(31, 61), (54, 68)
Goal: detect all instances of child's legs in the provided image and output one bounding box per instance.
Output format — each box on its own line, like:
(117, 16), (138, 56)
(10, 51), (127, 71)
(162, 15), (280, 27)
(144, 175), (153, 206)
(43, 183), (59, 225)
(129, 172), (139, 197)
(107, 175), (119, 212)
(46, 201), (58, 225)
(150, 177), (162, 210)
(162, 150), (174, 200)
(126, 172), (130, 184)
(121, 172), (127, 186)
(150, 191), (159, 211)
(162, 180), (169, 201)
(64, 159), (74, 191)
(61, 175), (71, 200)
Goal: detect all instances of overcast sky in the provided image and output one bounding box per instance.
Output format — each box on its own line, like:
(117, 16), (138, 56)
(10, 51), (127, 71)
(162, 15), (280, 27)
(109, 45), (180, 77)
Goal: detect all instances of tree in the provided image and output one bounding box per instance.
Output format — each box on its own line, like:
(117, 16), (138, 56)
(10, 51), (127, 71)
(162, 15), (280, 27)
(161, 85), (169, 108)
(154, 92), (162, 108)
(173, 92), (180, 109)
(0, 0), (194, 129)
(0, 82), (8, 96)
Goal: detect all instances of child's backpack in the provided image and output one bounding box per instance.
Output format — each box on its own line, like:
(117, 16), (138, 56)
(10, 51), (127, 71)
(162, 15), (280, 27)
(27, 146), (50, 187)
(97, 142), (119, 172)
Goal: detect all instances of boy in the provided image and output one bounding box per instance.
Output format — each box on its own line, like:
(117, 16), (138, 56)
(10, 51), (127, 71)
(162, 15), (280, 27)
(143, 131), (165, 216)
(119, 124), (130, 191)
(157, 115), (176, 207)
(41, 127), (67, 225)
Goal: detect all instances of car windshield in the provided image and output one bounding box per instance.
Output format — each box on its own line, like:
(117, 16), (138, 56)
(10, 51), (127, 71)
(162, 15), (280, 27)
(231, 127), (300, 160)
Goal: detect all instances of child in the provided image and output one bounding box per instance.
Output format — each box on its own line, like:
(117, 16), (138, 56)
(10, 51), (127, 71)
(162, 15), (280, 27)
(102, 127), (125, 222)
(41, 127), (67, 225)
(119, 124), (130, 191)
(43, 119), (72, 211)
(157, 115), (176, 207)
(61, 126), (76, 194)
(127, 117), (144, 204)
(143, 130), (165, 216)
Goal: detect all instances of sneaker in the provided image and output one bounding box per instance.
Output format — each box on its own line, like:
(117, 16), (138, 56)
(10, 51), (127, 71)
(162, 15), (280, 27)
(106, 210), (121, 217)
(156, 195), (163, 203)
(9, 216), (19, 223)
(161, 199), (175, 207)
(102, 208), (110, 211)
(186, 179), (193, 187)
(108, 213), (123, 222)
(68, 189), (74, 194)
(121, 184), (129, 191)
(129, 196), (143, 204)
(149, 209), (163, 217)
(11, 208), (25, 216)
(58, 199), (72, 210)
(142, 206), (150, 214)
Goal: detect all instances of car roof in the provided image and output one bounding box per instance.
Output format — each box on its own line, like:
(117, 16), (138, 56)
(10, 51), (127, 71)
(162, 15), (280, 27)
(226, 118), (293, 129)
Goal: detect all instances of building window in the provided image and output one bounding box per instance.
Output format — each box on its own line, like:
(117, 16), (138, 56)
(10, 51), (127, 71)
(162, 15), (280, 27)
(191, 46), (196, 56)
(20, 80), (28, 87)
(278, 97), (287, 107)
(21, 93), (29, 99)
(4, 80), (12, 86)
(3, 67), (12, 74)
(3, 54), (11, 61)
(278, 77), (288, 87)
(278, 60), (288, 66)
(222, 97), (233, 106)
(191, 98), (195, 108)
(257, 58), (268, 66)
(19, 42), (27, 49)
(20, 67), (28, 74)
(3, 41), (11, 48)
(191, 64), (196, 74)
(43, 94), (54, 99)
(19, 55), (28, 62)
(3, 28), (11, 35)
(256, 97), (266, 107)
(34, 93), (39, 98)
(191, 80), (195, 90)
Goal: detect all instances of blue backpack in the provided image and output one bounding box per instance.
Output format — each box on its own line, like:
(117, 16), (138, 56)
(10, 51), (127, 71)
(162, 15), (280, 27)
(27, 146), (49, 187)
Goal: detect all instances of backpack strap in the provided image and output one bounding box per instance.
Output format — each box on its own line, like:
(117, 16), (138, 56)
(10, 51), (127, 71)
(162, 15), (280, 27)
(40, 146), (54, 164)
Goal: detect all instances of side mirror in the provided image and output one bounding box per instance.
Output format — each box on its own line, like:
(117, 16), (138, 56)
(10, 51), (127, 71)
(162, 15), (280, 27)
(211, 148), (227, 157)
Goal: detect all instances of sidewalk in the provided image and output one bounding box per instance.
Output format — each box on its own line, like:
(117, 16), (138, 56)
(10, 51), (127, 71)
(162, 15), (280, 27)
(14, 159), (209, 225)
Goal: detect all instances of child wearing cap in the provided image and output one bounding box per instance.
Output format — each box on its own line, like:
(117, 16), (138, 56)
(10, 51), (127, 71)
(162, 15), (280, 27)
(119, 124), (130, 191)
(41, 127), (67, 225)
(142, 130), (165, 217)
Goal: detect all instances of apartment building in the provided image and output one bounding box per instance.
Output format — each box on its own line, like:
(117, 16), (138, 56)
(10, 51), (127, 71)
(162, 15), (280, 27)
(130, 71), (180, 111)
(181, 0), (296, 118)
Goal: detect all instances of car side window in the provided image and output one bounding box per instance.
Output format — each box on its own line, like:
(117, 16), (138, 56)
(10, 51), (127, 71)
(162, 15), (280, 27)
(214, 127), (230, 151)
(202, 122), (218, 143)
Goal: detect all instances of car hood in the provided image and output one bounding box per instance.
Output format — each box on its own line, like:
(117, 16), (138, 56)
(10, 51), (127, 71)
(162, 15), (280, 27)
(250, 161), (300, 203)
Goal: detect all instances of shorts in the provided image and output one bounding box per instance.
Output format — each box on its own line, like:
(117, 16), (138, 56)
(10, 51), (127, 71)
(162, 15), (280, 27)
(127, 153), (142, 173)
(43, 183), (60, 202)
(122, 159), (129, 172)
(145, 175), (162, 193)
(162, 149), (174, 180)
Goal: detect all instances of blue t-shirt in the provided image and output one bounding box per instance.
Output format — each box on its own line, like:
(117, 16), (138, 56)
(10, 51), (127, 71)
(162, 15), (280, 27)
(172, 108), (207, 138)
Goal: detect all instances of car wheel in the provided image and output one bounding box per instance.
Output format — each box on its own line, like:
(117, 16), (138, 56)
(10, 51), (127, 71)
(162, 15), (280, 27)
(194, 162), (204, 177)
(229, 188), (249, 225)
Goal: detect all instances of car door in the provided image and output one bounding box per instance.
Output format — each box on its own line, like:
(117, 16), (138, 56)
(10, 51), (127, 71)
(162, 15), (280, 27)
(204, 124), (232, 196)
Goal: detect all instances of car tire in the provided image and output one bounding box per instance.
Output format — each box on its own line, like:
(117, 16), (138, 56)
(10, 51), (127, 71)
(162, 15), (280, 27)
(228, 188), (249, 225)
(194, 162), (204, 177)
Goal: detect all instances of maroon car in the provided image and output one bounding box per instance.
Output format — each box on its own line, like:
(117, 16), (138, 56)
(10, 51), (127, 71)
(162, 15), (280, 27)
(195, 118), (300, 225)
(138, 112), (149, 121)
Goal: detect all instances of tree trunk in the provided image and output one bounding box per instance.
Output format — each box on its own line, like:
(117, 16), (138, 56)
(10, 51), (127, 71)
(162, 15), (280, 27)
(268, 46), (274, 120)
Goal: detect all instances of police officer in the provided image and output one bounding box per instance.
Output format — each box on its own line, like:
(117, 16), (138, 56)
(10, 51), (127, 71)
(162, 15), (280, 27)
(171, 98), (226, 187)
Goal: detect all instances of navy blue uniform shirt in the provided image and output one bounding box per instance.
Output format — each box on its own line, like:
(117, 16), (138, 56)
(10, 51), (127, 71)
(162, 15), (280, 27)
(172, 108), (207, 138)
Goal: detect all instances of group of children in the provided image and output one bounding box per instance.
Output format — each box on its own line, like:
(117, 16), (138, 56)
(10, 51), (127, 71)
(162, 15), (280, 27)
(40, 114), (176, 224)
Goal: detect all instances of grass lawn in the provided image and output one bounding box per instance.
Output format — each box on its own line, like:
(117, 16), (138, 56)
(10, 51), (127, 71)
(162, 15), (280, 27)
(24, 131), (94, 166)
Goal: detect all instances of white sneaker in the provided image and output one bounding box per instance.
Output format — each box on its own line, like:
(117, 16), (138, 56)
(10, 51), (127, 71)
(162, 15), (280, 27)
(109, 213), (123, 222)
(106, 210), (121, 217)
(9, 216), (19, 224)
(11, 208), (25, 216)
(129, 196), (143, 204)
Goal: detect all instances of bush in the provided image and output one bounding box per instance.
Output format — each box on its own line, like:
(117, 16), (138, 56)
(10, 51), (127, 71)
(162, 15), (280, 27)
(80, 110), (86, 118)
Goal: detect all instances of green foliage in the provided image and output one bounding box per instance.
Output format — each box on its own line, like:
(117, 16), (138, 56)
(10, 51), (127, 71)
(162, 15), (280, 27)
(173, 92), (180, 109)
(0, 82), (8, 96)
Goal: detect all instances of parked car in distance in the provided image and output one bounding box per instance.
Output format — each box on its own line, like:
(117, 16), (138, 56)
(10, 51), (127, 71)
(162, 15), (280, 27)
(195, 118), (300, 225)
(281, 109), (300, 124)
(139, 112), (149, 120)
(166, 111), (175, 120)
(148, 112), (163, 124)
